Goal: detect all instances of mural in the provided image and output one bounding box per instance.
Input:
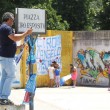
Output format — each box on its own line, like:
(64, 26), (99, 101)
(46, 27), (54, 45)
(76, 48), (109, 86)
(36, 35), (62, 75)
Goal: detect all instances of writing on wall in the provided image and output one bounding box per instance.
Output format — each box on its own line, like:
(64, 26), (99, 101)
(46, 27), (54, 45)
(76, 48), (109, 85)
(36, 35), (62, 75)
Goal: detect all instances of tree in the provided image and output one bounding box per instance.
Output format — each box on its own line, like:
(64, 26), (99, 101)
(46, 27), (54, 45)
(0, 0), (34, 23)
(52, 0), (102, 31)
(98, 0), (110, 30)
(52, 0), (88, 30)
(86, 0), (103, 30)
(0, 0), (104, 31)
(0, 0), (69, 30)
(32, 0), (69, 30)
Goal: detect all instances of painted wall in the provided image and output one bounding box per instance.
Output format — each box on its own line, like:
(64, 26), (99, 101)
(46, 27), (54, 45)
(17, 30), (110, 87)
(21, 30), (73, 87)
(73, 31), (110, 86)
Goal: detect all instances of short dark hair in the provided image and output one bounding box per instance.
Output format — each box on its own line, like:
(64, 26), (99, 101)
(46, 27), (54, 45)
(52, 61), (56, 64)
(2, 12), (14, 22)
(70, 64), (73, 66)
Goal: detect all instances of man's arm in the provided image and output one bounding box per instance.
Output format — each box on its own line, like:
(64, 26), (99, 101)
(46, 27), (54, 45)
(8, 28), (33, 42)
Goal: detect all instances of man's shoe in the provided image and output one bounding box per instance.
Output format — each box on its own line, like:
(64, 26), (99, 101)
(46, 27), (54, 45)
(0, 99), (14, 105)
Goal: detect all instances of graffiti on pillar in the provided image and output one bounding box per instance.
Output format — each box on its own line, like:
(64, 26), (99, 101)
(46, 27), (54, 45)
(76, 48), (109, 85)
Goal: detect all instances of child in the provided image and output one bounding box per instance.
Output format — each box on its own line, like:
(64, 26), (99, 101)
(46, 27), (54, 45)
(70, 64), (77, 88)
(52, 61), (59, 69)
(54, 67), (60, 87)
(48, 64), (55, 87)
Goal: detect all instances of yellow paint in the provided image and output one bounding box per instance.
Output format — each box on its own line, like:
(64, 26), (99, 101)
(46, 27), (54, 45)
(21, 30), (73, 87)
(102, 70), (108, 78)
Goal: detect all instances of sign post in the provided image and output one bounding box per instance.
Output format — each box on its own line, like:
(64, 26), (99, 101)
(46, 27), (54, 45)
(15, 8), (46, 34)
(15, 8), (46, 110)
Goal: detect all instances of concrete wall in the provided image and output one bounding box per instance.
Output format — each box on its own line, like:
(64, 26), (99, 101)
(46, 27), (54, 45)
(0, 105), (25, 110)
(73, 31), (110, 86)
(20, 30), (110, 87)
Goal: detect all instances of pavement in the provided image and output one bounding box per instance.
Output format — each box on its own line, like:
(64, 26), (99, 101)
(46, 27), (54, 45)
(9, 86), (110, 110)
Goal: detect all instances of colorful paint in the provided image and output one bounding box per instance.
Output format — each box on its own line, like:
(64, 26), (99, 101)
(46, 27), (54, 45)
(76, 48), (109, 85)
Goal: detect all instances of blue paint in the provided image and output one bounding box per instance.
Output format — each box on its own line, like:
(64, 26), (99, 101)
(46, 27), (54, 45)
(36, 35), (62, 75)
(103, 53), (110, 60)
(46, 38), (51, 49)
(36, 38), (42, 48)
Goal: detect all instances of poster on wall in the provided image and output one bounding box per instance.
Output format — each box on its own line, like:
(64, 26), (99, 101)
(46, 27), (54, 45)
(36, 35), (62, 75)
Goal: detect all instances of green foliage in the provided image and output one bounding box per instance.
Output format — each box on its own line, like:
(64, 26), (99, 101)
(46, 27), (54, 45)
(86, 0), (103, 30)
(0, 1), (15, 21)
(0, 0), (69, 30)
(53, 0), (88, 30)
(32, 1), (69, 30)
(98, 0), (110, 30)
(0, 0), (110, 31)
(52, 0), (103, 31)
(0, 0), (34, 23)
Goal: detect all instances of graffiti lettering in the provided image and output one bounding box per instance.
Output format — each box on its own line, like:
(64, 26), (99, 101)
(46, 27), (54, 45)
(77, 48), (109, 86)
(80, 77), (96, 85)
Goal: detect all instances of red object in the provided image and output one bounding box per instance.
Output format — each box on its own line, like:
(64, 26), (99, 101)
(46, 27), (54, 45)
(71, 70), (77, 80)
(39, 59), (42, 62)
(23, 91), (30, 103)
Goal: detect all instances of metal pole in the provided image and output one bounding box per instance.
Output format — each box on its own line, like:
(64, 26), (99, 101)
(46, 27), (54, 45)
(29, 64), (34, 110)
(29, 92), (35, 110)
(28, 34), (38, 110)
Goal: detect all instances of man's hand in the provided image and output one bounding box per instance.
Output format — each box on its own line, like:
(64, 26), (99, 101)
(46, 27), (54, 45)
(9, 28), (33, 42)
(26, 28), (33, 35)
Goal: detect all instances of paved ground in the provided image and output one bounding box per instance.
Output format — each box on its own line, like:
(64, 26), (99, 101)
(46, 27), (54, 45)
(9, 86), (110, 110)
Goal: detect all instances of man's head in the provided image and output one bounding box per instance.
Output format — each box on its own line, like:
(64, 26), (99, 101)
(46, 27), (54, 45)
(2, 12), (14, 22)
(2, 12), (14, 26)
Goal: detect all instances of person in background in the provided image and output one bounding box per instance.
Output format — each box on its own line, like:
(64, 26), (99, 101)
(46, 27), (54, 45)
(52, 61), (59, 69)
(52, 61), (60, 87)
(70, 64), (78, 88)
(107, 64), (110, 91)
(54, 67), (60, 87)
(0, 12), (33, 105)
(47, 64), (55, 87)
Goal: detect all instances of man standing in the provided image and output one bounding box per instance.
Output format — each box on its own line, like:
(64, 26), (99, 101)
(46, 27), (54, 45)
(0, 12), (33, 105)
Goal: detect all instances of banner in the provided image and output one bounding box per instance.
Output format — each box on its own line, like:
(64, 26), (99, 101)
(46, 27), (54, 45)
(36, 35), (62, 75)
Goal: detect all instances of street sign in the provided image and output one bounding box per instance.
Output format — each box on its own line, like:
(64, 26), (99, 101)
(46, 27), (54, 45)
(15, 8), (46, 34)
